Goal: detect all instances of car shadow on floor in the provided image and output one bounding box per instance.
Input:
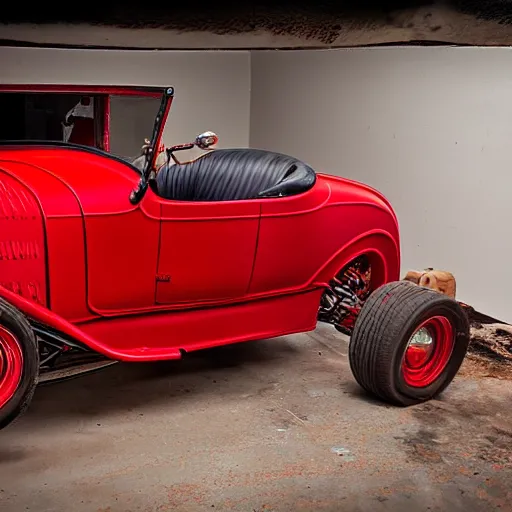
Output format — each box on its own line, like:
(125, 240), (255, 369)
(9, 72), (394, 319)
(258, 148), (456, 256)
(15, 335), (306, 430)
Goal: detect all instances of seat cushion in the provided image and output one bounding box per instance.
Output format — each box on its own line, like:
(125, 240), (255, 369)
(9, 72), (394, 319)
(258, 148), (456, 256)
(154, 148), (316, 201)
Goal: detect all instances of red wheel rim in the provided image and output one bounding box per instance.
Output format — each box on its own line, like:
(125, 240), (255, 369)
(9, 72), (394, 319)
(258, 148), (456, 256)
(0, 326), (24, 409)
(402, 316), (454, 388)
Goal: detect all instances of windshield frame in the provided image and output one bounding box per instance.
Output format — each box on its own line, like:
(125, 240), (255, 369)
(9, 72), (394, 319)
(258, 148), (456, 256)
(0, 84), (167, 153)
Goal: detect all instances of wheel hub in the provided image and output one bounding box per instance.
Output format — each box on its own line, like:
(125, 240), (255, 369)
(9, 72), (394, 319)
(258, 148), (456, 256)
(402, 316), (454, 388)
(0, 326), (24, 409)
(405, 327), (434, 368)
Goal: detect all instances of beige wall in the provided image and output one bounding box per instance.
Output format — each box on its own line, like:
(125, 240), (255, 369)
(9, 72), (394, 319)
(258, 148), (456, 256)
(2, 45), (510, 321)
(0, 47), (251, 155)
(251, 47), (512, 322)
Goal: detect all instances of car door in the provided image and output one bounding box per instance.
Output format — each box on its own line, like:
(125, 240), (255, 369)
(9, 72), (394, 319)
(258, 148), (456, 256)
(155, 199), (260, 305)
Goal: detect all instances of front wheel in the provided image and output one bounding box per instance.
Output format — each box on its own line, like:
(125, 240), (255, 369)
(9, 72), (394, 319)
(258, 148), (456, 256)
(0, 298), (39, 430)
(348, 281), (470, 406)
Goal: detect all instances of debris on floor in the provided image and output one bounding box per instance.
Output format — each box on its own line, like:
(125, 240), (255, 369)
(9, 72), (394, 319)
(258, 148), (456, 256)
(470, 322), (512, 362)
(465, 305), (512, 359)
(459, 304), (512, 380)
(330, 446), (355, 461)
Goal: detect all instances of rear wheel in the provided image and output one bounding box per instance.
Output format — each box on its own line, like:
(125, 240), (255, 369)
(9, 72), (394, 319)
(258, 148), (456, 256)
(348, 281), (470, 406)
(0, 299), (39, 430)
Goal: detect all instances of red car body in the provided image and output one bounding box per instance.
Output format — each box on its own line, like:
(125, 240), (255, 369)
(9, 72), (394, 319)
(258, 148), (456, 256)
(8, 83), (468, 432)
(0, 138), (400, 361)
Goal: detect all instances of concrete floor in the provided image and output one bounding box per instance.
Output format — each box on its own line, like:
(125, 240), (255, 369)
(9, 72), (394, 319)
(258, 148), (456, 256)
(0, 324), (511, 512)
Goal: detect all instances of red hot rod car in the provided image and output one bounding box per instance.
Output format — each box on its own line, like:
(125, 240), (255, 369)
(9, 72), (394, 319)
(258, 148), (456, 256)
(0, 85), (470, 429)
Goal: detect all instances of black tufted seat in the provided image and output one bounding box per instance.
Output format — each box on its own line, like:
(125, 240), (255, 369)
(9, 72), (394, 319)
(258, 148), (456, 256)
(153, 148), (316, 202)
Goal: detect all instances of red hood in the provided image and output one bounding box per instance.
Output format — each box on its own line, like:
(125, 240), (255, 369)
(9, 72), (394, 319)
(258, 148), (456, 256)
(0, 145), (139, 217)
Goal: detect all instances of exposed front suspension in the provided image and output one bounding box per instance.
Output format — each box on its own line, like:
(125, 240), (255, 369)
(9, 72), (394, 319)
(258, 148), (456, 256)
(318, 255), (372, 335)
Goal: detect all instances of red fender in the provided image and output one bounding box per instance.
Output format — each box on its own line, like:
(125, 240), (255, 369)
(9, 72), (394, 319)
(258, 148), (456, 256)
(310, 229), (401, 290)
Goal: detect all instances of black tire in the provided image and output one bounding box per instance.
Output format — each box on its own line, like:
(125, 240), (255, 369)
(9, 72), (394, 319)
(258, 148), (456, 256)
(348, 281), (470, 406)
(0, 298), (39, 430)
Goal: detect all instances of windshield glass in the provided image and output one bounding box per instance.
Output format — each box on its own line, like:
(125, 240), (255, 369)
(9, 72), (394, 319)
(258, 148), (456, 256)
(109, 95), (162, 160)
(0, 88), (165, 166)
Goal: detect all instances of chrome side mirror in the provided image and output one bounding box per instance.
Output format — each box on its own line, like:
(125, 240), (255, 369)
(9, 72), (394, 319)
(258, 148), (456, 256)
(195, 131), (218, 150)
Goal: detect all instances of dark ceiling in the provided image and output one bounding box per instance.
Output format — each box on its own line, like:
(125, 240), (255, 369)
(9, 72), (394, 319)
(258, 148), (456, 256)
(2, 1), (512, 47)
